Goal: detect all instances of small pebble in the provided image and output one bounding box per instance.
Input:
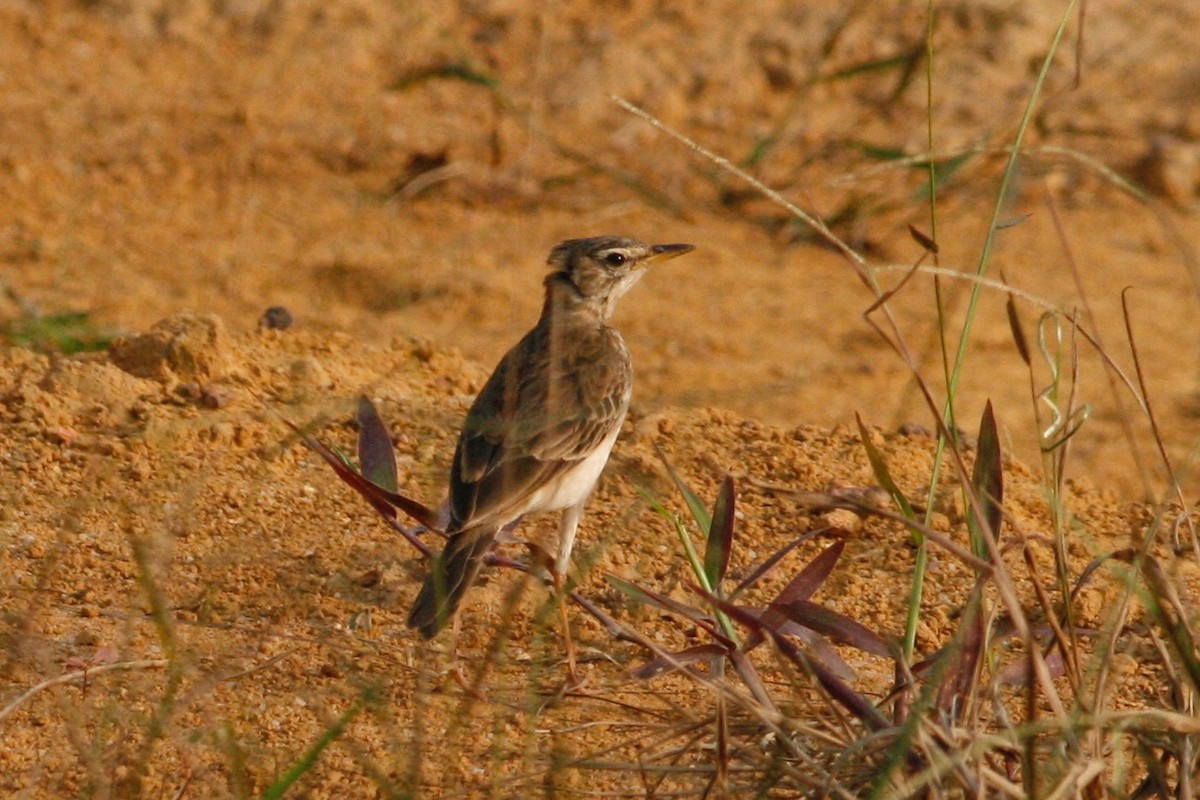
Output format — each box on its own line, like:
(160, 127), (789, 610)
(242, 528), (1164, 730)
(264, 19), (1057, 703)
(258, 306), (294, 330)
(819, 508), (861, 534)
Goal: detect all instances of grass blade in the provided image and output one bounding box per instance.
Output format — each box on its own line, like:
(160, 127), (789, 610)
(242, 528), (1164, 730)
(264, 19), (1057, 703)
(855, 414), (917, 521)
(913, 149), (975, 200)
(655, 445), (712, 533)
(704, 476), (736, 588)
(636, 486), (709, 591)
(262, 700), (363, 800)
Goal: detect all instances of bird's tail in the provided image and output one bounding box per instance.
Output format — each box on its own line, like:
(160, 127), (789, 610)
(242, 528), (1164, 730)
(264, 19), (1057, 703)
(407, 527), (496, 639)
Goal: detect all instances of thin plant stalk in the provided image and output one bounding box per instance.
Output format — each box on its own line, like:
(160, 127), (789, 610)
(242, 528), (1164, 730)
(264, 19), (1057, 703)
(910, 0), (1079, 660)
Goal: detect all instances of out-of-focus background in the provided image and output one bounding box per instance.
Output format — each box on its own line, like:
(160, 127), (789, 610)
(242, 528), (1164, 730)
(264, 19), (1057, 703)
(4, 0), (1200, 494)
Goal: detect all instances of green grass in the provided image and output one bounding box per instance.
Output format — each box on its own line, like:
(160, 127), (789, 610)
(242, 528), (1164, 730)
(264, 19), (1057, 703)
(1, 310), (116, 354)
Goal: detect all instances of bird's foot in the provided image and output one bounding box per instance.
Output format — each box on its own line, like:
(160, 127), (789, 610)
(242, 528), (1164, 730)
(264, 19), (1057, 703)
(552, 570), (587, 691)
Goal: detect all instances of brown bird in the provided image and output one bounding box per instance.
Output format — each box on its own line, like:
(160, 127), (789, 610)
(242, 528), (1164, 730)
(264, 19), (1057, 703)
(407, 236), (694, 639)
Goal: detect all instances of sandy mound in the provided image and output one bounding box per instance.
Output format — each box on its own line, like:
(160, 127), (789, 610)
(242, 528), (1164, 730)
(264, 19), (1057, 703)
(1, 313), (1188, 795)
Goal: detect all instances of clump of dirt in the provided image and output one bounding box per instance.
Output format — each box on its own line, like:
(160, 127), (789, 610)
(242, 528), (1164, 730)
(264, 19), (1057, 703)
(109, 313), (234, 385)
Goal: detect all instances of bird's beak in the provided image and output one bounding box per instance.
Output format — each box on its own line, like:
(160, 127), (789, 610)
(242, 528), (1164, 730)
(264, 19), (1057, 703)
(644, 243), (695, 264)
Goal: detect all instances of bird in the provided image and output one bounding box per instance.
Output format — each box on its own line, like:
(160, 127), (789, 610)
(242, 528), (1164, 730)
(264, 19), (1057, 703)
(407, 235), (694, 641)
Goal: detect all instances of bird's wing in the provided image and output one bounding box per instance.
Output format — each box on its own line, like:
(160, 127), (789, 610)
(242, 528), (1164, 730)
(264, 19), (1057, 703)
(450, 325), (630, 528)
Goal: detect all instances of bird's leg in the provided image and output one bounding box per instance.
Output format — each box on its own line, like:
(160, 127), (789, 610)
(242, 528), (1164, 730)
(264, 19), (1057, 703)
(554, 502), (586, 685)
(447, 612), (470, 688)
(451, 608), (463, 659)
(555, 502), (584, 577)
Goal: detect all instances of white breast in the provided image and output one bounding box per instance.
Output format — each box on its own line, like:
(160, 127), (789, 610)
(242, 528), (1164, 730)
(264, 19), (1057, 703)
(524, 424), (623, 514)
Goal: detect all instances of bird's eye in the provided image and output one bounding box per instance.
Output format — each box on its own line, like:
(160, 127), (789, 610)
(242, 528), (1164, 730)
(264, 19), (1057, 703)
(604, 252), (627, 267)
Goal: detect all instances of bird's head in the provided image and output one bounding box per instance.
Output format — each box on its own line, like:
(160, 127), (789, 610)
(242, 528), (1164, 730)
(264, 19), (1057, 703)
(545, 236), (694, 318)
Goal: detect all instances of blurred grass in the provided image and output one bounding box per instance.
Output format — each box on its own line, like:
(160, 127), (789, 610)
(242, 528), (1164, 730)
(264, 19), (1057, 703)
(0, 310), (116, 354)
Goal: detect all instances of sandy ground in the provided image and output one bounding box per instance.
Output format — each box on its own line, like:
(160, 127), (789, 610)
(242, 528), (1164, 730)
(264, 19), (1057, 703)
(3, 0), (1200, 796)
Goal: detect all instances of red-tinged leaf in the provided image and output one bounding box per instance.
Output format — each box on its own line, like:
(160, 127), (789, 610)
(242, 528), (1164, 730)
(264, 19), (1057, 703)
(1003, 279), (1032, 366)
(737, 604), (848, 652)
(773, 540), (846, 606)
(723, 602), (853, 679)
(856, 413), (918, 522)
(702, 597), (767, 638)
(298, 428), (398, 521)
(997, 650), (1066, 687)
(355, 396), (398, 493)
(936, 581), (986, 719)
(736, 606), (857, 681)
(771, 598), (894, 659)
(732, 605), (783, 654)
(631, 644), (729, 680)
(697, 589), (891, 731)
(730, 529), (824, 598)
(285, 417), (441, 531)
(968, 400), (1004, 560)
(704, 476), (736, 588)
(907, 224), (938, 254)
(788, 627), (857, 682)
